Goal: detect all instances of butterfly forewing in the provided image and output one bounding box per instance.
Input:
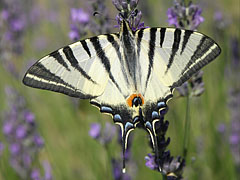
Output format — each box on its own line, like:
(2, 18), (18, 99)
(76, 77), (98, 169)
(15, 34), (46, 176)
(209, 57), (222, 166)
(136, 27), (221, 103)
(23, 34), (122, 99)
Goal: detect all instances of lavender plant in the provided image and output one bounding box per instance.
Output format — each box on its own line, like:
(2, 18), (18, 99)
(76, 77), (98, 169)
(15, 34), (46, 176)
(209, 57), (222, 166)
(0, 0), (42, 78)
(1, 86), (52, 180)
(226, 37), (240, 171)
(144, 106), (185, 179)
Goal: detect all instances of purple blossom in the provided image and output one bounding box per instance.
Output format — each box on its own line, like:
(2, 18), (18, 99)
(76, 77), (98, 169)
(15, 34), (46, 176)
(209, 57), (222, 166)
(145, 153), (157, 170)
(217, 123), (226, 133)
(167, 8), (178, 27)
(43, 161), (53, 180)
(34, 134), (44, 147)
(229, 134), (239, 145)
(16, 125), (27, 139)
(23, 153), (32, 168)
(167, 0), (204, 30)
(68, 8), (90, 41)
(3, 121), (14, 135)
(70, 8), (90, 24)
(10, 18), (26, 32)
(192, 7), (204, 29)
(69, 0), (112, 41)
(24, 111), (35, 124)
(89, 122), (117, 145)
(10, 143), (21, 155)
(89, 123), (101, 139)
(113, 0), (146, 31)
(31, 169), (41, 180)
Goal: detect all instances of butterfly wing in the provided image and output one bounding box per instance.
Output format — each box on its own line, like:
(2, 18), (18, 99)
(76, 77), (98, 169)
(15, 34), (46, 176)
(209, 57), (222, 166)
(134, 27), (221, 158)
(23, 34), (122, 99)
(135, 27), (221, 103)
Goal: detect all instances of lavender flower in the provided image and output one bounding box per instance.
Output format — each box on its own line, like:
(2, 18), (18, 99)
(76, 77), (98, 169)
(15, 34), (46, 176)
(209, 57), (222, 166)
(113, 0), (147, 31)
(89, 122), (116, 145)
(0, 0), (42, 79)
(1, 86), (52, 179)
(221, 37), (240, 169)
(145, 153), (158, 170)
(0, 0), (27, 55)
(69, 8), (90, 41)
(89, 123), (101, 139)
(167, 0), (204, 30)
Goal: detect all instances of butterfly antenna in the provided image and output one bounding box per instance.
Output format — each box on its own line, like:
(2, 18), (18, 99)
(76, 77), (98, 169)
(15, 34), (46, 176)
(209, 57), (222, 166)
(93, 11), (116, 22)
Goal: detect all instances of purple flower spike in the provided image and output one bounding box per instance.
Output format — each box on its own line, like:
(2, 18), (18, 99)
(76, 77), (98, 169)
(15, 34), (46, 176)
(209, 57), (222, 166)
(89, 123), (101, 139)
(24, 111), (35, 124)
(229, 134), (240, 145)
(2, 86), (52, 179)
(43, 161), (53, 180)
(10, 143), (20, 155)
(31, 169), (40, 180)
(167, 8), (178, 27)
(23, 153), (32, 168)
(70, 8), (89, 24)
(192, 7), (204, 29)
(145, 153), (157, 170)
(34, 134), (44, 147)
(3, 121), (13, 135)
(167, 1), (204, 30)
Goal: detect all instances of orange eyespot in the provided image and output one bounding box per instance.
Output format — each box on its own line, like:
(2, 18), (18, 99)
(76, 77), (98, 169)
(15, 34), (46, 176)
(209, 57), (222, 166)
(126, 93), (144, 107)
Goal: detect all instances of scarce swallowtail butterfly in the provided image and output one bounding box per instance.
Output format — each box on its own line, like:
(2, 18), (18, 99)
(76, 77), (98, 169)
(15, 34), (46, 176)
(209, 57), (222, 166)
(23, 19), (221, 172)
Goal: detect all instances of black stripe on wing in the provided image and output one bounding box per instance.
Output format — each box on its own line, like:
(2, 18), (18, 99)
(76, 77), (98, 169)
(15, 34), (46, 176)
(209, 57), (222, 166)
(172, 42), (221, 88)
(106, 34), (130, 85)
(137, 28), (144, 58)
(22, 63), (93, 98)
(63, 46), (97, 84)
(90, 36), (123, 95)
(80, 40), (92, 58)
(180, 36), (215, 75)
(165, 29), (181, 74)
(145, 28), (157, 89)
(180, 30), (193, 55)
(49, 50), (70, 71)
(160, 28), (166, 47)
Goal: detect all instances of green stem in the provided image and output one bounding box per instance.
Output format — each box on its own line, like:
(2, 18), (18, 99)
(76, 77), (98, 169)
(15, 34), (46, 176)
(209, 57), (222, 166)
(182, 94), (191, 159)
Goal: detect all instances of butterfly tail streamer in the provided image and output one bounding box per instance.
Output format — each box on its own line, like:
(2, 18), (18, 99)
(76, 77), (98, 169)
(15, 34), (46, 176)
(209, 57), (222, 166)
(115, 119), (135, 173)
(145, 120), (161, 170)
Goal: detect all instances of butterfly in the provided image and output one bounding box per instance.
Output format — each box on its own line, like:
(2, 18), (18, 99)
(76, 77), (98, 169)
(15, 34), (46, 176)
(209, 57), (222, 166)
(23, 19), (221, 172)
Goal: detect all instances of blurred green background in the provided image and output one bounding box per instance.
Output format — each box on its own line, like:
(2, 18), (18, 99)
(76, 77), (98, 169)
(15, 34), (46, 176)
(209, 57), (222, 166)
(0, 0), (239, 179)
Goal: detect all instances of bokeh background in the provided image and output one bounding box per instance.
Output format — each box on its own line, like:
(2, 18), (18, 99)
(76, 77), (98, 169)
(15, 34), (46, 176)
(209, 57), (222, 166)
(0, 0), (239, 179)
